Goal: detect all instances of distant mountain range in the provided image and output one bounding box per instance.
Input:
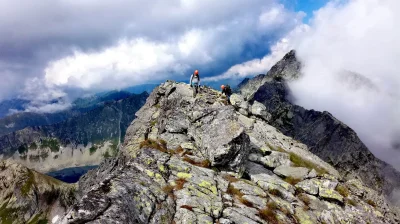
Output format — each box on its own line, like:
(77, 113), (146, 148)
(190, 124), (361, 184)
(0, 98), (29, 118)
(0, 89), (149, 172)
(0, 83), (158, 136)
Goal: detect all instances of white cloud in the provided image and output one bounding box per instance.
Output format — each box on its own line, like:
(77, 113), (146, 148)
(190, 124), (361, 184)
(289, 0), (400, 170)
(218, 0), (400, 171)
(45, 39), (179, 89)
(206, 24), (308, 82)
(18, 77), (71, 113)
(40, 1), (301, 93)
(0, 0), (303, 111)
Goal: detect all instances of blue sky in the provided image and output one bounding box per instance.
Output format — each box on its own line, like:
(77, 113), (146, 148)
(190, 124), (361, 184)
(282, 0), (329, 22)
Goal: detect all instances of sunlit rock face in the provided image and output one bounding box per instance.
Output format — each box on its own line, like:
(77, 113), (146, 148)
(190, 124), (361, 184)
(57, 78), (399, 223)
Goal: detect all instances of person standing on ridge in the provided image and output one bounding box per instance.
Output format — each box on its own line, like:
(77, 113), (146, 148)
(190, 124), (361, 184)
(221, 84), (232, 104)
(190, 70), (201, 97)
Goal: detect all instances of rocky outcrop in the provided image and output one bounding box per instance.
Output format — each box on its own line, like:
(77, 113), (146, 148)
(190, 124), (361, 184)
(240, 50), (400, 199)
(238, 50), (301, 100)
(58, 81), (399, 223)
(0, 160), (76, 224)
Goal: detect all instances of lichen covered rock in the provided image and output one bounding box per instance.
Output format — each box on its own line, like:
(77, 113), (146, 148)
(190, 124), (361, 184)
(56, 80), (400, 224)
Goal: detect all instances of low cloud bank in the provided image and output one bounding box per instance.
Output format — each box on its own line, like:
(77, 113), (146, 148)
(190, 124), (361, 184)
(290, 0), (400, 170)
(219, 0), (400, 173)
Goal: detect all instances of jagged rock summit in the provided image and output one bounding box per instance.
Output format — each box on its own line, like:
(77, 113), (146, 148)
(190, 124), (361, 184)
(239, 50), (400, 199)
(57, 80), (399, 223)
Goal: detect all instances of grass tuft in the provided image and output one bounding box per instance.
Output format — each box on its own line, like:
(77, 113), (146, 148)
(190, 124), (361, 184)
(162, 178), (187, 199)
(336, 184), (350, 197)
(223, 175), (240, 183)
(239, 197), (254, 207)
(227, 185), (244, 197)
(174, 146), (185, 155)
(226, 184), (254, 207)
(139, 139), (168, 153)
(180, 205), (194, 211)
(297, 193), (311, 206)
(158, 139), (167, 149)
(279, 206), (290, 215)
(269, 189), (284, 198)
(267, 201), (278, 210)
(284, 176), (302, 185)
(162, 185), (174, 195)
(182, 156), (211, 168)
(258, 204), (279, 224)
(174, 178), (187, 190)
(346, 198), (358, 207)
(366, 199), (376, 208)
(288, 152), (328, 175)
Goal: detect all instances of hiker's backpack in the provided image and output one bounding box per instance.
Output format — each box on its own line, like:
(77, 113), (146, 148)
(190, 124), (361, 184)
(225, 85), (232, 94)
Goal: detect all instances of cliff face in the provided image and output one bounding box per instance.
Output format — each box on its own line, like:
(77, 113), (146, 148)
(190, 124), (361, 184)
(0, 160), (75, 224)
(239, 50), (400, 198)
(57, 81), (399, 224)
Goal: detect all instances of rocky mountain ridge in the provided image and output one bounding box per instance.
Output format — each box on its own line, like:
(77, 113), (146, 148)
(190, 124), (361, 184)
(1, 51), (399, 224)
(238, 50), (400, 199)
(55, 80), (399, 223)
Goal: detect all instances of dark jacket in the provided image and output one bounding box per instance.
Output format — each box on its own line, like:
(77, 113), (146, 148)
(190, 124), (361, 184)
(222, 86), (232, 96)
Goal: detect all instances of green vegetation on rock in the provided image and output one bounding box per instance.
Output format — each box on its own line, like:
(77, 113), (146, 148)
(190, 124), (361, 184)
(336, 184), (350, 197)
(139, 139), (168, 153)
(18, 144), (28, 154)
(27, 214), (48, 224)
(40, 138), (60, 152)
(288, 152), (327, 175)
(21, 170), (35, 196)
(0, 203), (18, 224)
(29, 142), (38, 150)
(89, 145), (98, 155)
(103, 150), (111, 159)
(258, 202), (279, 223)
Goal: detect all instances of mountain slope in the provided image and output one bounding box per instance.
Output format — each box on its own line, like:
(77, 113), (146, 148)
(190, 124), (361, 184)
(57, 81), (399, 224)
(0, 160), (75, 224)
(0, 92), (148, 172)
(0, 99), (29, 118)
(0, 111), (73, 137)
(0, 90), (141, 136)
(239, 50), (400, 199)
